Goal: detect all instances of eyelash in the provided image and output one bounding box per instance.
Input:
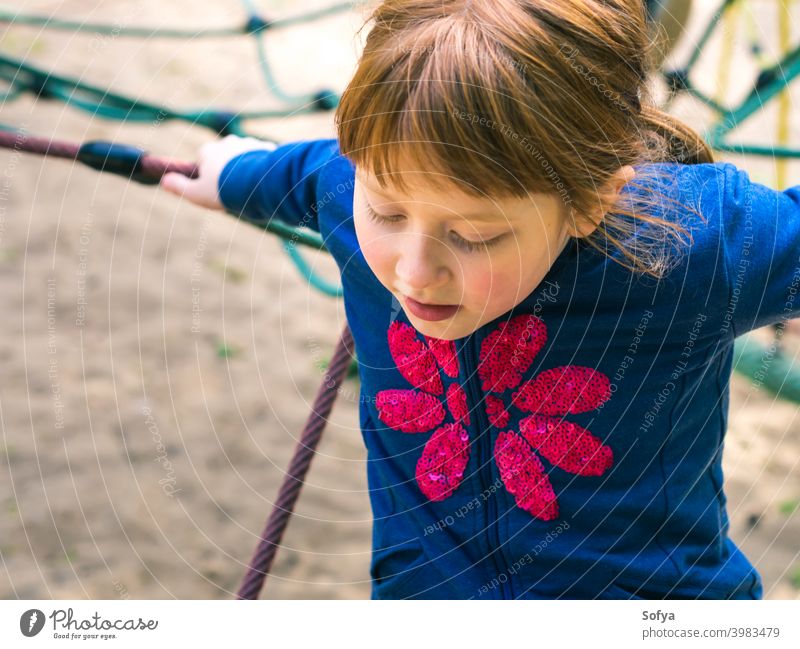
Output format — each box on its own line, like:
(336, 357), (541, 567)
(365, 206), (505, 253)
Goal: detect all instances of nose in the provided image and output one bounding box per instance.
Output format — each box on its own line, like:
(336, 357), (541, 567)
(394, 232), (451, 293)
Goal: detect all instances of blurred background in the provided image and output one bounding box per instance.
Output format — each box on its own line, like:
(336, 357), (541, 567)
(0, 0), (798, 599)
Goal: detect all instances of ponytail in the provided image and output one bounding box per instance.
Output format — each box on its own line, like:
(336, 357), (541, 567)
(638, 105), (714, 165)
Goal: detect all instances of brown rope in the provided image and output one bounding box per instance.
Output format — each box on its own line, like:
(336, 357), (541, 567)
(0, 130), (198, 182)
(237, 323), (355, 599)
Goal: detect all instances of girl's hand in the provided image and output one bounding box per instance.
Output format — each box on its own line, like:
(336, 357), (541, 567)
(160, 134), (277, 209)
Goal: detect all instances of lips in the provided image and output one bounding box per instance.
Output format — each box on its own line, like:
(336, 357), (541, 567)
(403, 296), (461, 321)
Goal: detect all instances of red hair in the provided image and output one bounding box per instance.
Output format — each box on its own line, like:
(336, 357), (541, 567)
(336, 0), (713, 278)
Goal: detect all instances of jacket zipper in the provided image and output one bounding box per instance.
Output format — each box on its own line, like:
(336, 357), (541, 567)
(463, 336), (514, 599)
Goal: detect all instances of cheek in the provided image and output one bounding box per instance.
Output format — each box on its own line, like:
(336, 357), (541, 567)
(462, 262), (521, 310)
(477, 248), (556, 314)
(354, 214), (394, 278)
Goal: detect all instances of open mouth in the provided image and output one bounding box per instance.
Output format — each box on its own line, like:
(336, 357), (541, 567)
(403, 296), (461, 322)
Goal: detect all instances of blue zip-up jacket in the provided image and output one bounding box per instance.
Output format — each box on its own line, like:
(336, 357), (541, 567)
(219, 139), (800, 599)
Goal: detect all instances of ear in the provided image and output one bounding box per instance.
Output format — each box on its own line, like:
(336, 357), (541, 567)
(566, 165), (636, 239)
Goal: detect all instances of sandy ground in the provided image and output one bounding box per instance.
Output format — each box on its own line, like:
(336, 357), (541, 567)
(0, 0), (798, 599)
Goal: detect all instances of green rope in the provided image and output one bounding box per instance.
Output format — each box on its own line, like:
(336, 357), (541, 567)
(658, 0), (800, 158)
(0, 3), (344, 297)
(0, 2), (354, 39)
(252, 32), (317, 106)
(0, 54), (334, 127)
(282, 240), (343, 297)
(0, 0), (343, 111)
(733, 332), (800, 404)
(237, 214), (327, 252)
(220, 209), (341, 296)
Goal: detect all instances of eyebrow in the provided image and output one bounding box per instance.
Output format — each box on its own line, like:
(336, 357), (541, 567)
(358, 175), (511, 224)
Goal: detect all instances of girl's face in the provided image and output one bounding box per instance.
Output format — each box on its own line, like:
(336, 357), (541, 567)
(353, 170), (575, 341)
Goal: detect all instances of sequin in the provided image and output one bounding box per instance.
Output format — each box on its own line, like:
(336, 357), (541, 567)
(478, 315), (547, 393)
(446, 383), (470, 426)
(495, 431), (559, 520)
(416, 423), (471, 501)
(376, 389), (445, 433)
(512, 366), (612, 415)
(387, 321), (443, 395)
(519, 414), (613, 476)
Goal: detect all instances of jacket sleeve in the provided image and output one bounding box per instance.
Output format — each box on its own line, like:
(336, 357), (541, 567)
(722, 162), (800, 337)
(217, 138), (340, 232)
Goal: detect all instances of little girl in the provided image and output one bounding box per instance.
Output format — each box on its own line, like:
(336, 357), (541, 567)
(162, 0), (800, 599)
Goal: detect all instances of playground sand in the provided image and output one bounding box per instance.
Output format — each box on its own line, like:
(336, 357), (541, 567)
(0, 0), (798, 599)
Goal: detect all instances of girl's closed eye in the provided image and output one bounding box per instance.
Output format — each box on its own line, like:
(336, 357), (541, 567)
(364, 204), (507, 253)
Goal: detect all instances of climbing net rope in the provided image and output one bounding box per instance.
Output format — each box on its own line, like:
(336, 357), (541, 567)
(0, 1), (352, 297)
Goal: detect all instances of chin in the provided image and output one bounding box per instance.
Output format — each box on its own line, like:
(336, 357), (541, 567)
(405, 313), (476, 341)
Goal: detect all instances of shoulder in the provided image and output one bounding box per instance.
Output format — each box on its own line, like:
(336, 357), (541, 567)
(623, 160), (750, 242)
(315, 139), (355, 183)
(606, 160), (747, 283)
(260, 137), (349, 181)
(628, 160), (738, 208)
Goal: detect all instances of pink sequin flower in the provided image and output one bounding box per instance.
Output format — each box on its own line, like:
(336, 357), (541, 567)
(377, 315), (614, 520)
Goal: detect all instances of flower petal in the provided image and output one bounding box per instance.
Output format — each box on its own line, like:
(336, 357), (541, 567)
(485, 394), (510, 428)
(519, 414), (613, 476)
(478, 314), (547, 393)
(376, 389), (445, 433)
(387, 321), (443, 395)
(494, 431), (559, 520)
(425, 336), (460, 378)
(512, 366), (612, 415)
(445, 383), (470, 426)
(416, 423), (470, 501)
